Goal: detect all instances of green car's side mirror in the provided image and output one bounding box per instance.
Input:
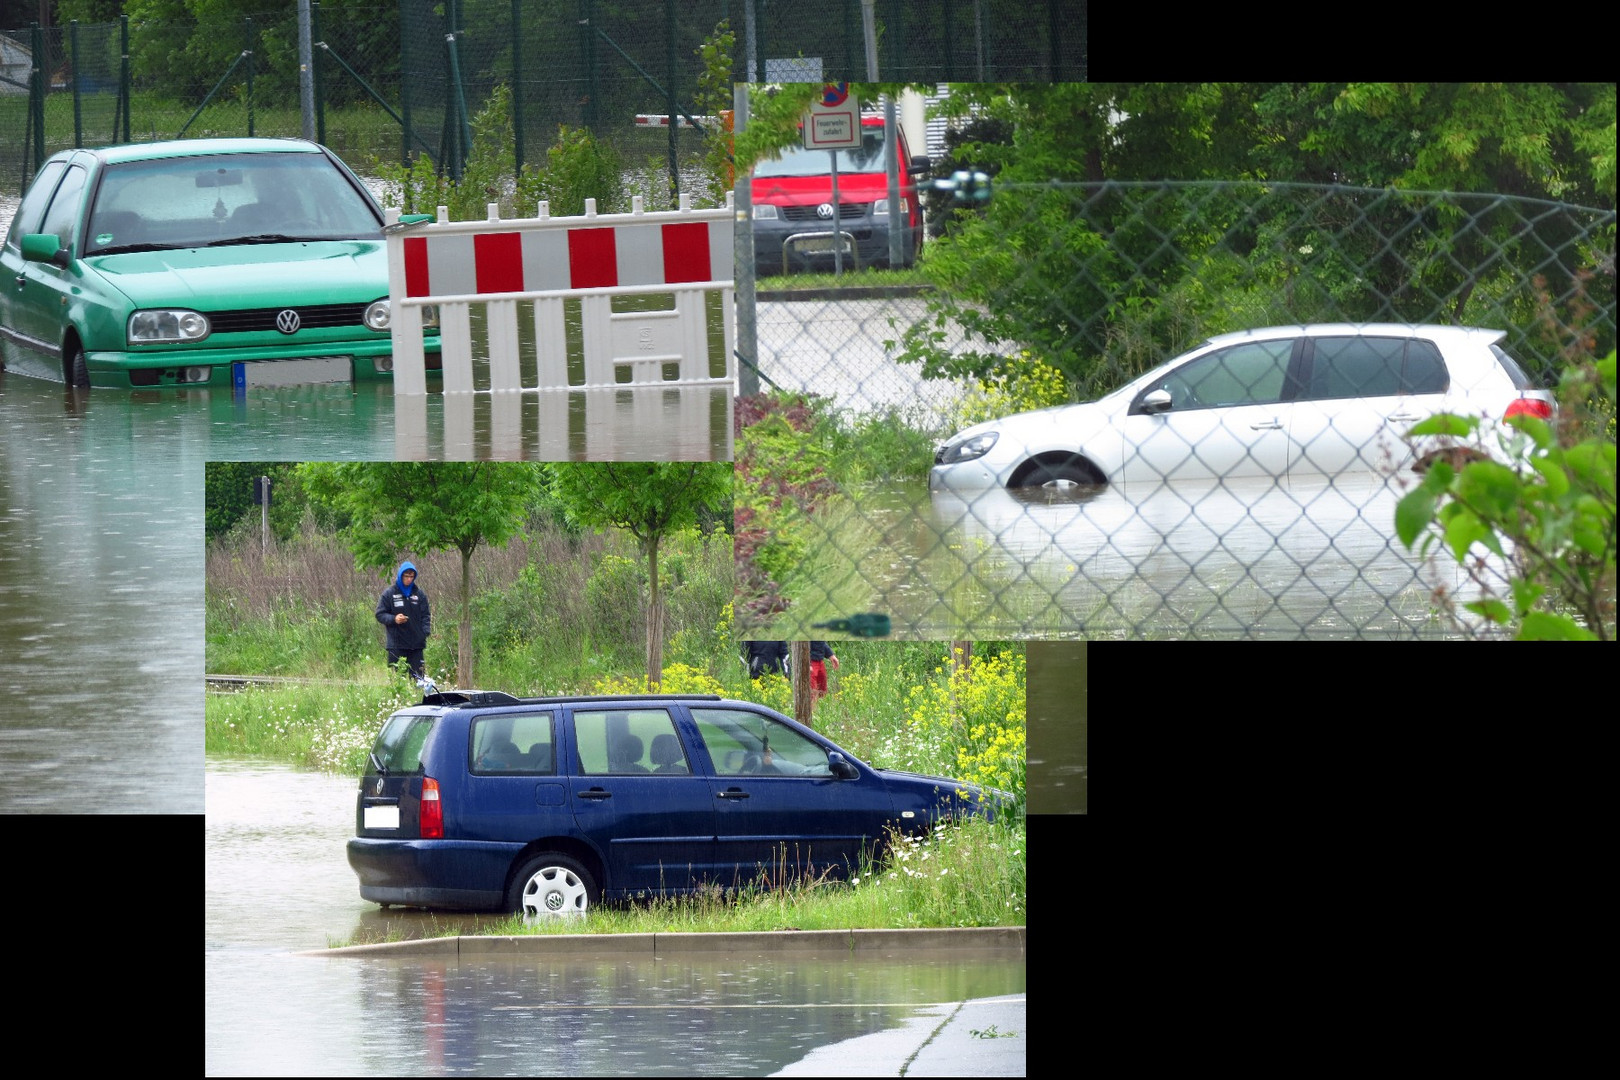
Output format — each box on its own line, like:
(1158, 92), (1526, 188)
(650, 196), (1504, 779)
(21, 233), (67, 265)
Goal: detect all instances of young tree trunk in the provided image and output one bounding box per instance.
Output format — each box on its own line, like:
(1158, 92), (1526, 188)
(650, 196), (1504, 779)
(791, 640), (813, 727)
(646, 539), (664, 689)
(458, 548), (474, 686)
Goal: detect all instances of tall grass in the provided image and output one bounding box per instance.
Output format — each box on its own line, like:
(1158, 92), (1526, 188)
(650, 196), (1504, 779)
(207, 514), (733, 688)
(465, 814), (1027, 938)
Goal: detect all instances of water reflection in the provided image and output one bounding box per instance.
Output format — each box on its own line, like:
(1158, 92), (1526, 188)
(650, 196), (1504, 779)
(762, 474), (1488, 638)
(205, 761), (1025, 1076)
(928, 474), (1484, 637)
(1028, 642), (1087, 814)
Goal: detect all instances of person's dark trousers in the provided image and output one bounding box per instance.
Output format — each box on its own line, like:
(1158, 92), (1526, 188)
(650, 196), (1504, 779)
(388, 649), (426, 679)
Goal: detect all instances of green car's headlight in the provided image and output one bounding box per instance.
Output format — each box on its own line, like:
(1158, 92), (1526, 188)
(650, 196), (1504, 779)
(128, 309), (210, 344)
(364, 299), (391, 331)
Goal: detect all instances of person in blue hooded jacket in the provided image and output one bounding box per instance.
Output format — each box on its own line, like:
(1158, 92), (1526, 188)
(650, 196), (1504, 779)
(375, 561), (432, 678)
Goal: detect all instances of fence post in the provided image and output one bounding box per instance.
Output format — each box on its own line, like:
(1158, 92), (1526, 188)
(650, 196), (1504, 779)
(244, 17), (255, 137)
(29, 24), (44, 173)
(298, 0), (315, 140)
(665, 0), (679, 207)
(398, 0), (412, 166)
(119, 14), (131, 142)
(71, 20), (82, 148)
(511, 0), (523, 174)
(578, 0), (598, 132)
(313, 1), (326, 144)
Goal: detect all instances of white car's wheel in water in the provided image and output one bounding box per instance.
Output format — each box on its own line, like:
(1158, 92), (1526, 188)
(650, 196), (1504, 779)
(509, 855), (596, 918)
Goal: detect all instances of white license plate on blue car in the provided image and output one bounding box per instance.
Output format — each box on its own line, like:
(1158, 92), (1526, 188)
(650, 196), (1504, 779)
(363, 805), (399, 830)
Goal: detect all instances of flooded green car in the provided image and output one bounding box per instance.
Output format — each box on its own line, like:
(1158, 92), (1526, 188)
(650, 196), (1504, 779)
(0, 138), (437, 389)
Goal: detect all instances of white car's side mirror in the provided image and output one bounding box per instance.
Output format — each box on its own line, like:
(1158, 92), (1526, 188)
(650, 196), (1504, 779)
(1139, 388), (1174, 414)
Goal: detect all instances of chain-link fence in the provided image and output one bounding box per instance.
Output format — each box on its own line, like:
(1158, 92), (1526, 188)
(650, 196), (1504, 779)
(3, 1), (1084, 198)
(735, 180), (1617, 640)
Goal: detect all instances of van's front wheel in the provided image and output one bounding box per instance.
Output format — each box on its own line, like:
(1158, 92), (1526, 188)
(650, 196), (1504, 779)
(508, 854), (597, 918)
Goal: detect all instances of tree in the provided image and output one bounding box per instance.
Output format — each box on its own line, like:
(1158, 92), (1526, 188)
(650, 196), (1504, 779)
(297, 462), (544, 685)
(892, 82), (1616, 395)
(547, 463), (733, 688)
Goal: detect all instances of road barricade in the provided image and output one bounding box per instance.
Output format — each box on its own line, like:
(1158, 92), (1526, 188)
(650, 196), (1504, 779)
(384, 194), (735, 395)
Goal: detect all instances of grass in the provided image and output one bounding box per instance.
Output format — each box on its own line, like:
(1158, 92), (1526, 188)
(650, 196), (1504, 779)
(756, 266), (931, 292)
(329, 813), (1025, 946)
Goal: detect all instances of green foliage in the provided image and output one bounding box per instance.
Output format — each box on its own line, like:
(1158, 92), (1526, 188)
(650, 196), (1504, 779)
(897, 648), (1026, 803)
(734, 394), (838, 624)
(945, 352), (1073, 431)
(1396, 351), (1617, 639)
(521, 125), (627, 218)
(203, 462), (306, 542)
(371, 87), (626, 220)
(689, 18), (736, 207)
(894, 83), (1615, 395)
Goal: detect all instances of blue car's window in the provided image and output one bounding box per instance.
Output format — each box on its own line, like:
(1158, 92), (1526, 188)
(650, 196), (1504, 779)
(470, 712), (555, 774)
(5, 160), (68, 250)
(573, 709), (682, 776)
(372, 713), (435, 773)
(84, 151), (382, 254)
(692, 709), (833, 778)
(37, 164), (87, 251)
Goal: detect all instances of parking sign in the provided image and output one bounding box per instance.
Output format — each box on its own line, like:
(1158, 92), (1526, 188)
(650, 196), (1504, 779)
(804, 84), (863, 150)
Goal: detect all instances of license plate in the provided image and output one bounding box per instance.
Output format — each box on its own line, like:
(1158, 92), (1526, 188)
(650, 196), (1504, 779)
(796, 236), (846, 254)
(364, 805), (400, 830)
(232, 356), (351, 389)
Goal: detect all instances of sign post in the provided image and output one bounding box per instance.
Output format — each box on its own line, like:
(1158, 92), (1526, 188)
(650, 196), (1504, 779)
(804, 84), (863, 275)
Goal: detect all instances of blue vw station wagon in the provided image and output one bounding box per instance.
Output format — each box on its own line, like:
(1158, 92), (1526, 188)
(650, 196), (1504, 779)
(347, 692), (1003, 916)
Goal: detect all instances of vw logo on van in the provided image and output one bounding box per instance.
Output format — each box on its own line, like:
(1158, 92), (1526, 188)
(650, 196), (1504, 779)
(275, 309), (302, 334)
(816, 203), (835, 220)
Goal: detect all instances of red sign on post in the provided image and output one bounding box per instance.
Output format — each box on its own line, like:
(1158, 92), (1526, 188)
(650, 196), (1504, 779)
(804, 83), (862, 150)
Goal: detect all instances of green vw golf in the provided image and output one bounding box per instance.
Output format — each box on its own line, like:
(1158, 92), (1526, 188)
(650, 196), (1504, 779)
(0, 137), (437, 389)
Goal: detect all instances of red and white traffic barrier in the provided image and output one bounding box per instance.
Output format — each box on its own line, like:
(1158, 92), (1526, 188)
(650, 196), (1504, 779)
(384, 194), (735, 395)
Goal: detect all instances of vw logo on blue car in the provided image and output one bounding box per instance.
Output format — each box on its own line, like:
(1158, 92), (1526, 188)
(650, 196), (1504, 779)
(275, 309), (301, 334)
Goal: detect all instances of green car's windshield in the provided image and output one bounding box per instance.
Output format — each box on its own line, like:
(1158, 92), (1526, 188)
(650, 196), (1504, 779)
(84, 151), (383, 255)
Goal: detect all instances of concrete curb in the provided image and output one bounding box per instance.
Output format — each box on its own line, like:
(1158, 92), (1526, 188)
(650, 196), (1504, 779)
(304, 924), (1025, 959)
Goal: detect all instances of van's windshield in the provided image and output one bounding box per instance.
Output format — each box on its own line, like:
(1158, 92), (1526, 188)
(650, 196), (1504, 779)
(752, 130), (890, 177)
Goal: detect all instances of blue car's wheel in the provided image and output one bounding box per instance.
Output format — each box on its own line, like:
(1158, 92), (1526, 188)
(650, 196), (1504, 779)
(508, 853), (596, 918)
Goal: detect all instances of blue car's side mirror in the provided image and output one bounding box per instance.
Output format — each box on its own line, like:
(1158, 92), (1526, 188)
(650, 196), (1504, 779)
(827, 753), (859, 780)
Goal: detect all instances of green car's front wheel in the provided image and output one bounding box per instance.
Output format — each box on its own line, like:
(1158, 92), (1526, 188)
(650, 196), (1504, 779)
(67, 344), (90, 388)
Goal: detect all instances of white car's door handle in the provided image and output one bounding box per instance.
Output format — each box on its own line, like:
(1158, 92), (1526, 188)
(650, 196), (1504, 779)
(1249, 419), (1283, 430)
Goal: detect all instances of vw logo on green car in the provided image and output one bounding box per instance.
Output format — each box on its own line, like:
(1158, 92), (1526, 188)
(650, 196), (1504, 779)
(0, 137), (439, 390)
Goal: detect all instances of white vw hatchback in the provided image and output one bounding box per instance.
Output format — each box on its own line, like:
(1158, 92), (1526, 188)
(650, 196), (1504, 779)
(929, 324), (1554, 495)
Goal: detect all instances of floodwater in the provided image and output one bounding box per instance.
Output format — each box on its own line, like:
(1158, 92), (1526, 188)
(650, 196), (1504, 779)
(1027, 642), (1087, 814)
(753, 294), (970, 418)
(205, 760), (1027, 1076)
(1, 191), (729, 810)
(760, 474), (1495, 639)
